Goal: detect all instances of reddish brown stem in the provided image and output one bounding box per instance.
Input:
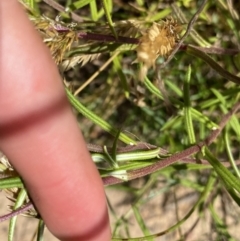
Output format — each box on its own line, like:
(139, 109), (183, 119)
(78, 32), (139, 45)
(53, 25), (240, 55)
(0, 202), (33, 222)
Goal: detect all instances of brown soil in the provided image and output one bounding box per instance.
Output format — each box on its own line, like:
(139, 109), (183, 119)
(1, 183), (240, 241)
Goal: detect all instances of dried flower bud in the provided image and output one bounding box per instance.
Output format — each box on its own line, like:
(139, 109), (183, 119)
(136, 18), (181, 80)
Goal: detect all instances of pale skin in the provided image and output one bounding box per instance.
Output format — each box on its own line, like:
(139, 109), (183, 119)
(0, 1), (111, 240)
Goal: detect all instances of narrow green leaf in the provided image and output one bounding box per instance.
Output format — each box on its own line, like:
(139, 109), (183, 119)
(113, 55), (130, 98)
(144, 77), (218, 130)
(219, 105), (240, 139)
(132, 206), (153, 240)
(229, 114), (240, 139)
(96, 8), (105, 19)
(205, 148), (240, 205)
(191, 109), (219, 129)
(106, 0), (113, 13)
(233, 54), (240, 71)
(136, 0), (144, 6)
(183, 65), (196, 144)
(211, 88), (226, 105)
(165, 79), (183, 97)
(144, 77), (164, 100)
(8, 189), (27, 241)
(101, 0), (118, 39)
(150, 8), (172, 21)
(209, 204), (235, 241)
(22, 0), (39, 13)
(187, 45), (240, 85)
(65, 88), (135, 144)
(103, 146), (119, 169)
(68, 0), (94, 10)
(0, 177), (24, 189)
(112, 129), (121, 163)
(161, 115), (182, 131)
(224, 129), (240, 178)
(90, 0), (98, 21)
(37, 219), (45, 241)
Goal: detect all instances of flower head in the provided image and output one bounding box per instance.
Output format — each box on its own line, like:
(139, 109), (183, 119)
(136, 18), (181, 79)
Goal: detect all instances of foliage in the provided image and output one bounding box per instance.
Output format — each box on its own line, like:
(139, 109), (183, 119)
(1, 0), (240, 240)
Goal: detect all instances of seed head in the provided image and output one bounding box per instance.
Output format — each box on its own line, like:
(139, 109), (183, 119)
(136, 18), (181, 79)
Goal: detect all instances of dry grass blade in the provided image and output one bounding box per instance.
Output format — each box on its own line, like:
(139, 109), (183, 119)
(74, 51), (120, 95)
